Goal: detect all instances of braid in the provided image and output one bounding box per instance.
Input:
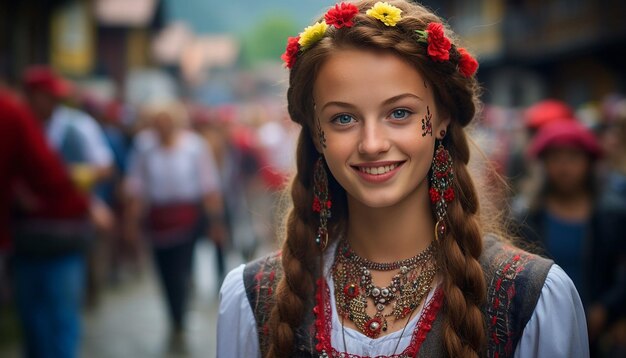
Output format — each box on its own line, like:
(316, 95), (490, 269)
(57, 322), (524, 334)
(437, 124), (487, 357)
(265, 132), (318, 357)
(265, 129), (347, 357)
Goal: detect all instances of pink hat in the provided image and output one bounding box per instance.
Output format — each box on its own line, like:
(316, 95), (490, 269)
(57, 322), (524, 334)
(22, 66), (72, 98)
(524, 99), (574, 130)
(528, 120), (603, 159)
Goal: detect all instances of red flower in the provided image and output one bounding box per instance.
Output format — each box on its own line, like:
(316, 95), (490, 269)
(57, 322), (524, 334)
(324, 2), (359, 28)
(426, 22), (451, 62)
(443, 188), (455, 202)
(281, 36), (300, 69)
(312, 197), (322, 212)
(326, 200), (332, 209)
(429, 187), (440, 203)
(458, 47), (478, 77)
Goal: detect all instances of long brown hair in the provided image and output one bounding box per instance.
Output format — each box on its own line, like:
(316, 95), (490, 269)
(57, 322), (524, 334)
(266, 1), (486, 356)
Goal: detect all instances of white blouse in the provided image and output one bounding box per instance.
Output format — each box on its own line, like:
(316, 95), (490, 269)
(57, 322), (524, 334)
(125, 129), (220, 204)
(217, 245), (589, 358)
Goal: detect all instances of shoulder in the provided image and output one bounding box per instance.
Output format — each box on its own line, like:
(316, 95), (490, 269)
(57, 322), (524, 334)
(481, 236), (554, 305)
(481, 235), (555, 357)
(514, 264), (589, 357)
(480, 235), (553, 281)
(56, 105), (93, 124)
(132, 129), (158, 153)
(218, 264), (263, 358)
(242, 252), (283, 306)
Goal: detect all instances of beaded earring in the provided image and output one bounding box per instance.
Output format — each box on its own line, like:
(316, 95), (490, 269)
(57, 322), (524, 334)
(313, 157), (331, 250)
(429, 130), (455, 241)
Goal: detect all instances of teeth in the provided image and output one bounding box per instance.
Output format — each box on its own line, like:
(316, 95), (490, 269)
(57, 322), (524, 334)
(359, 163), (399, 175)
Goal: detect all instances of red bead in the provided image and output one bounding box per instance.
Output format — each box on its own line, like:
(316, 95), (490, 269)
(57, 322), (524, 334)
(429, 187), (440, 203)
(343, 283), (359, 298)
(312, 197), (321, 212)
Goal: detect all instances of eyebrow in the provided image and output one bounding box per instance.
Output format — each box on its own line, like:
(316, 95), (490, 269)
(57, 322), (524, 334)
(320, 93), (423, 111)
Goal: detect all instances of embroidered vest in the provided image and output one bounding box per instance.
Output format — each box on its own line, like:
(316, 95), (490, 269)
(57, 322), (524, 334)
(243, 236), (554, 357)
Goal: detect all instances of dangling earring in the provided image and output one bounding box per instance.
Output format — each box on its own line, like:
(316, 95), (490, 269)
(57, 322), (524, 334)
(313, 156), (331, 250)
(429, 130), (455, 241)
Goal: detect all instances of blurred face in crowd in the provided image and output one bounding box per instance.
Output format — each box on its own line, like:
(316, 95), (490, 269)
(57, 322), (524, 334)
(313, 49), (449, 209)
(542, 145), (592, 195)
(153, 111), (177, 143)
(25, 90), (57, 121)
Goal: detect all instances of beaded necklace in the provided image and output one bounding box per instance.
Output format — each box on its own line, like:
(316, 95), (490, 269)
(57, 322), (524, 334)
(332, 240), (437, 338)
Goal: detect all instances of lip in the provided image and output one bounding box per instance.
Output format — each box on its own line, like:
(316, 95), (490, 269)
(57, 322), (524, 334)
(351, 160), (406, 183)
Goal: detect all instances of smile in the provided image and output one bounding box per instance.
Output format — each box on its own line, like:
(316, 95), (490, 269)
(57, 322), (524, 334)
(358, 163), (400, 175)
(351, 161), (406, 183)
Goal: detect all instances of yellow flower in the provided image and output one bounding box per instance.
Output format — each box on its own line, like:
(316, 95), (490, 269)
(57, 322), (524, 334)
(298, 21), (329, 49)
(366, 1), (402, 27)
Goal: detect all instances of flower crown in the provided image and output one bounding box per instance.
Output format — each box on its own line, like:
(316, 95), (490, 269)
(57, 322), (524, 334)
(281, 1), (478, 78)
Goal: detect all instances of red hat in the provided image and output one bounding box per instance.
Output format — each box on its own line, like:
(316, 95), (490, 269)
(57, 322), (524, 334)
(22, 66), (72, 98)
(524, 99), (574, 130)
(528, 120), (603, 159)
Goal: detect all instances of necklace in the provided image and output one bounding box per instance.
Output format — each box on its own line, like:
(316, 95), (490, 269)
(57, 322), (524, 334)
(339, 241), (435, 271)
(332, 240), (437, 338)
(340, 301), (415, 357)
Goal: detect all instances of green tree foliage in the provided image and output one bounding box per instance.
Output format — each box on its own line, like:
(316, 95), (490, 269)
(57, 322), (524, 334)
(240, 14), (298, 68)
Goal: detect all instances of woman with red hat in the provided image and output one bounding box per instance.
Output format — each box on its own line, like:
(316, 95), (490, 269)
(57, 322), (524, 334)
(515, 119), (626, 356)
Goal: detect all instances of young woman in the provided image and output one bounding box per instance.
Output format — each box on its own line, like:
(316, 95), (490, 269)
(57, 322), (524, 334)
(218, 1), (588, 357)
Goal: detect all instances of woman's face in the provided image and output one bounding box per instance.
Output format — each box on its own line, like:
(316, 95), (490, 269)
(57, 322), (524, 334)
(543, 146), (592, 194)
(313, 49), (450, 208)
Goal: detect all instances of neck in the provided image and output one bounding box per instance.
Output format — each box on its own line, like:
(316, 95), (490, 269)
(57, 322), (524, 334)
(548, 186), (590, 203)
(345, 181), (434, 263)
(546, 189), (592, 221)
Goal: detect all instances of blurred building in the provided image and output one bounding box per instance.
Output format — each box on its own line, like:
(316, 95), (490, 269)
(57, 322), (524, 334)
(421, 0), (626, 108)
(0, 0), (164, 95)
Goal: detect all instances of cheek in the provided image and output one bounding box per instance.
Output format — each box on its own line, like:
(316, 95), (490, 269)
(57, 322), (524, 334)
(322, 134), (354, 174)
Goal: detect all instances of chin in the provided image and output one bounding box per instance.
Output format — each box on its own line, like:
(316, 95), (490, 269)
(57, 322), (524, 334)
(349, 190), (408, 209)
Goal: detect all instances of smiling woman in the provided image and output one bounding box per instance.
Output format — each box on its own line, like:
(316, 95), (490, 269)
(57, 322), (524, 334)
(217, 1), (589, 358)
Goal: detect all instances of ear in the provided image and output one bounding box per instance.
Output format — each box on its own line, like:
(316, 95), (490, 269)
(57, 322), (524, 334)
(436, 114), (451, 139)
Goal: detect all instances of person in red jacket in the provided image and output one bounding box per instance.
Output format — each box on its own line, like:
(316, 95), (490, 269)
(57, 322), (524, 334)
(0, 88), (89, 358)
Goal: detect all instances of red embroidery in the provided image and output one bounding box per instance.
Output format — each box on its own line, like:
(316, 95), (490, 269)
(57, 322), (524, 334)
(314, 277), (444, 357)
(485, 245), (532, 358)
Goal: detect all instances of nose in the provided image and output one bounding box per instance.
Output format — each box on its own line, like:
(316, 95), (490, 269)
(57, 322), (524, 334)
(357, 120), (390, 156)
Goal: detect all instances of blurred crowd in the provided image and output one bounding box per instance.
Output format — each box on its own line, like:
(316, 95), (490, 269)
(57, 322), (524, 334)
(476, 97), (626, 357)
(0, 66), (296, 357)
(1, 65), (626, 358)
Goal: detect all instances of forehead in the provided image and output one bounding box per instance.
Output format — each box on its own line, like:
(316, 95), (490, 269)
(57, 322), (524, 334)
(313, 48), (431, 107)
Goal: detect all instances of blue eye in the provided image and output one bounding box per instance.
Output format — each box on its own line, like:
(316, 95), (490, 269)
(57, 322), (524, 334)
(390, 109), (411, 120)
(332, 114), (355, 125)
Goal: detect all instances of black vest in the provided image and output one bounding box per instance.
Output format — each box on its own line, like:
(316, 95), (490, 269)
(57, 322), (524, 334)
(243, 236), (553, 357)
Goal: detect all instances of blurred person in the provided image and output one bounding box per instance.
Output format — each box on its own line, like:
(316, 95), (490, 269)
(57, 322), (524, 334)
(22, 66), (114, 187)
(599, 97), (626, 204)
(22, 66), (116, 308)
(0, 89), (90, 358)
(514, 120), (626, 356)
(507, 99), (575, 203)
(124, 101), (227, 352)
(194, 107), (260, 268)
